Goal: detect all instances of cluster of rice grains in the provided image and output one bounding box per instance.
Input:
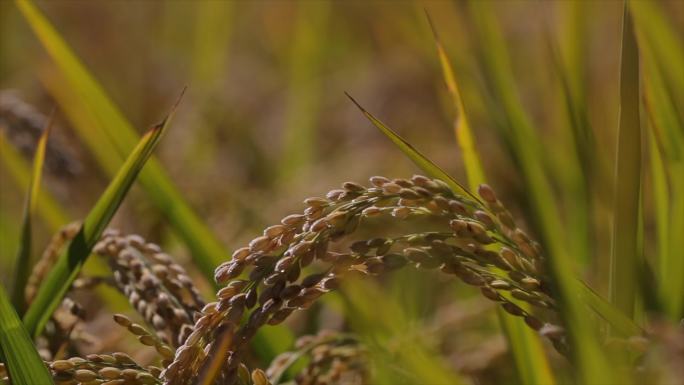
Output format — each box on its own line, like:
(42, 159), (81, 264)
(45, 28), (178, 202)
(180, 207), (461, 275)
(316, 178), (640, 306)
(1, 228), (205, 384)
(164, 175), (563, 384)
(94, 231), (206, 351)
(1, 354), (160, 384)
(266, 331), (367, 385)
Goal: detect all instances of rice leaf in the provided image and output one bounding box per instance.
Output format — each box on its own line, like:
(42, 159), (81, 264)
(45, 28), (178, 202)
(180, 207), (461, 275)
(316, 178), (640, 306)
(10, 111), (53, 315)
(609, 4), (642, 319)
(426, 12), (554, 385)
(345, 93), (479, 204)
(0, 283), (53, 385)
(21, 94), (180, 338)
(15, 0), (226, 283)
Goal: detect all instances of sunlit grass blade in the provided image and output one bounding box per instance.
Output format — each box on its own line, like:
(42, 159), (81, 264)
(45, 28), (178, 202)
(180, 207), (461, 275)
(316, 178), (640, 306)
(0, 283), (53, 385)
(345, 93), (479, 204)
(426, 12), (554, 385)
(608, 4), (642, 320)
(22, 95), (180, 338)
(9, 111), (53, 314)
(15, 0), (226, 282)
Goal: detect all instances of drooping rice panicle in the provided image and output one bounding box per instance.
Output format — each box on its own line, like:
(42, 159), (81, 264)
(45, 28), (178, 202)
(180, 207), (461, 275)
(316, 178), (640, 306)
(163, 175), (565, 384)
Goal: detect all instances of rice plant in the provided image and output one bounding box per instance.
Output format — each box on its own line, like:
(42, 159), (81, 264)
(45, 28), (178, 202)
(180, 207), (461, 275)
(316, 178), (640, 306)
(1, 1), (682, 384)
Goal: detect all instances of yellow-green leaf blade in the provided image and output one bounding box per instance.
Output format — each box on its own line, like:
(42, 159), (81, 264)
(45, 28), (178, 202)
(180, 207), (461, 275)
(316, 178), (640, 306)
(0, 283), (53, 385)
(345, 93), (479, 204)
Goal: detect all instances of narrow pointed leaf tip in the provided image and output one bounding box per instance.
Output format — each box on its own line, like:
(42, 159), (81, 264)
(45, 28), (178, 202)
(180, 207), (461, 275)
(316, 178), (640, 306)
(156, 86), (187, 131)
(344, 92), (480, 203)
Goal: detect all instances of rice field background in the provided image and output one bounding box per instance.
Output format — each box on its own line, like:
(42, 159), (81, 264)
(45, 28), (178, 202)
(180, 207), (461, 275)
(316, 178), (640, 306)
(0, 1), (682, 384)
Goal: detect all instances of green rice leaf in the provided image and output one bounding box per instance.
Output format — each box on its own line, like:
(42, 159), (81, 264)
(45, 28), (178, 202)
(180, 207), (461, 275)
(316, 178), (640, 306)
(0, 283), (53, 385)
(345, 93), (479, 204)
(15, 0), (226, 283)
(21, 94), (180, 338)
(10, 111), (53, 315)
(609, 4), (642, 319)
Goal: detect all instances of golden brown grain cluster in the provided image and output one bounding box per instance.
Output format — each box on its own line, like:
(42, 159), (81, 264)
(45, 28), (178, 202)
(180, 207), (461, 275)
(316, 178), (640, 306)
(94, 230), (205, 349)
(162, 175), (563, 384)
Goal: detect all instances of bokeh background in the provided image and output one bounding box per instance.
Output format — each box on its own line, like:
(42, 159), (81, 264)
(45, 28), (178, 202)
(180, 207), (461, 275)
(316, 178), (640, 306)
(1, 1), (682, 384)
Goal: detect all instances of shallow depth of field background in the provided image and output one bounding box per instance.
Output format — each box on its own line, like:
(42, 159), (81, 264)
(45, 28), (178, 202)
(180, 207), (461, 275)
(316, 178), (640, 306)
(1, 1), (682, 383)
